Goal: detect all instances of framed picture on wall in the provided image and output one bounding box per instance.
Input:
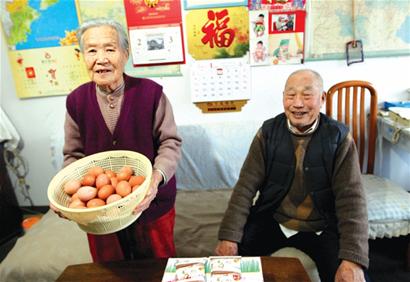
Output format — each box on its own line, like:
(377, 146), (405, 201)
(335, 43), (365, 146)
(128, 24), (185, 66)
(184, 0), (247, 10)
(186, 7), (249, 60)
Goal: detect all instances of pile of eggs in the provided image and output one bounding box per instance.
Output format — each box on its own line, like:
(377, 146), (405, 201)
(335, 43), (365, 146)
(63, 166), (146, 209)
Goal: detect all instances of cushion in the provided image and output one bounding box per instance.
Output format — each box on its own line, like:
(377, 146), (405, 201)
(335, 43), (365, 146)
(363, 174), (410, 239)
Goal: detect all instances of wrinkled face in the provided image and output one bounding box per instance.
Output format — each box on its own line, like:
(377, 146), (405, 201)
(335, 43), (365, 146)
(82, 25), (128, 92)
(283, 71), (326, 132)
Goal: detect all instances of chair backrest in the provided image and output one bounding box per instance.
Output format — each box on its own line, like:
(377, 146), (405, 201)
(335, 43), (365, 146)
(326, 80), (378, 174)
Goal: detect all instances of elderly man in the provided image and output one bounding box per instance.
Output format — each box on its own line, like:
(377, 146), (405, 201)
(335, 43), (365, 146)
(52, 18), (181, 262)
(216, 69), (369, 282)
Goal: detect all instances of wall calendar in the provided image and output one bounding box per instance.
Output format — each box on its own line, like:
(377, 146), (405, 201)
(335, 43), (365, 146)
(190, 58), (251, 103)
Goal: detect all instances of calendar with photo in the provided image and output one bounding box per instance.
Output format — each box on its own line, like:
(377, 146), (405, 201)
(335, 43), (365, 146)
(124, 0), (185, 66)
(128, 24), (185, 66)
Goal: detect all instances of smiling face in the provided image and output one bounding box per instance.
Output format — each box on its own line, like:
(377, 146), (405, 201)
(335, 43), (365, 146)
(81, 25), (128, 92)
(283, 70), (326, 132)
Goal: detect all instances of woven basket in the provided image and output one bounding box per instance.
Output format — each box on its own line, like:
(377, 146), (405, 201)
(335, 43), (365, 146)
(47, 150), (152, 235)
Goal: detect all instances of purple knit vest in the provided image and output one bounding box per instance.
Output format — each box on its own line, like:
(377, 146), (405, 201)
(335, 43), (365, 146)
(66, 75), (176, 223)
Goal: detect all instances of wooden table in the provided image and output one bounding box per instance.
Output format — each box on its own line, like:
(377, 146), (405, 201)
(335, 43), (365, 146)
(57, 256), (310, 281)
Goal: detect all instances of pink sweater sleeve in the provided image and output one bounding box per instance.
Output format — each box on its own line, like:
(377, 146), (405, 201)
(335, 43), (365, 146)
(62, 112), (85, 168)
(152, 94), (182, 183)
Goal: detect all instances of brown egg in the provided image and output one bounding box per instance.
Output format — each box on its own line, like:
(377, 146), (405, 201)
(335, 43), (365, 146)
(117, 171), (131, 181)
(81, 174), (96, 186)
(105, 170), (116, 178)
(98, 184), (115, 200)
(87, 198), (106, 208)
(69, 199), (86, 209)
(110, 177), (118, 188)
(115, 180), (131, 197)
(63, 179), (81, 195)
(87, 166), (104, 176)
(77, 186), (98, 202)
(106, 194), (122, 204)
(70, 192), (80, 202)
(96, 173), (110, 189)
(129, 175), (145, 187)
(120, 166), (134, 175)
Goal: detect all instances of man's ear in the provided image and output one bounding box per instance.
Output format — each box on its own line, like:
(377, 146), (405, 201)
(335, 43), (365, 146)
(321, 91), (326, 102)
(320, 91), (326, 107)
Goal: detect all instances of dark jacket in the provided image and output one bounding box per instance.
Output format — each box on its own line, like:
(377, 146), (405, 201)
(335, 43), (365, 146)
(253, 113), (348, 224)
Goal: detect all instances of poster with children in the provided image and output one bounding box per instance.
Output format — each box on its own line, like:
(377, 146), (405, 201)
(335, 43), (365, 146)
(268, 10), (305, 64)
(248, 1), (306, 65)
(249, 10), (269, 65)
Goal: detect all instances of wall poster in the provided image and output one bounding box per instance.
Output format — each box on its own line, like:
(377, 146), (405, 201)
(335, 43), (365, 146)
(1, 0), (89, 99)
(248, 0), (306, 65)
(186, 6), (249, 60)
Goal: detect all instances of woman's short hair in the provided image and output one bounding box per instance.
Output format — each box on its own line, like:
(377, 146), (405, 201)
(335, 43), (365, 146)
(76, 18), (129, 53)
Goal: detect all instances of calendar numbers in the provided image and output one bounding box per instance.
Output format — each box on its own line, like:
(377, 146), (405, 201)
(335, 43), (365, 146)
(191, 58), (250, 103)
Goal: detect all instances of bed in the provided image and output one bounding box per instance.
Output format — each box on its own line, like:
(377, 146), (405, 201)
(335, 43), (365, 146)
(1, 121), (409, 281)
(0, 189), (322, 282)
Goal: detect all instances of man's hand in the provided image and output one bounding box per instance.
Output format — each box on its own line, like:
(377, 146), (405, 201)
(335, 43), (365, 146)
(215, 240), (239, 256)
(132, 170), (162, 215)
(335, 260), (365, 282)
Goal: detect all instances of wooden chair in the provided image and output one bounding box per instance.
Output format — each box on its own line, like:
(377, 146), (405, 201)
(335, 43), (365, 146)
(326, 80), (410, 271)
(326, 81), (378, 173)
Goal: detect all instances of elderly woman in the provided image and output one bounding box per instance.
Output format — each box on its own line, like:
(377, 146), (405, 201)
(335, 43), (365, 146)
(55, 18), (182, 262)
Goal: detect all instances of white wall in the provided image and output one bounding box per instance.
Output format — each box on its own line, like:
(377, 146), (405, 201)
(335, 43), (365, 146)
(1, 29), (410, 206)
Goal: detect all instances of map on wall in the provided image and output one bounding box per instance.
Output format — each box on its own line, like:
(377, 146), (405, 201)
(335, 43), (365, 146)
(1, 0), (90, 99)
(3, 0), (79, 50)
(306, 0), (410, 60)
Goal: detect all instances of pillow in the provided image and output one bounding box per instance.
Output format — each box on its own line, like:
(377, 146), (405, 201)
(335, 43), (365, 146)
(362, 174), (410, 239)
